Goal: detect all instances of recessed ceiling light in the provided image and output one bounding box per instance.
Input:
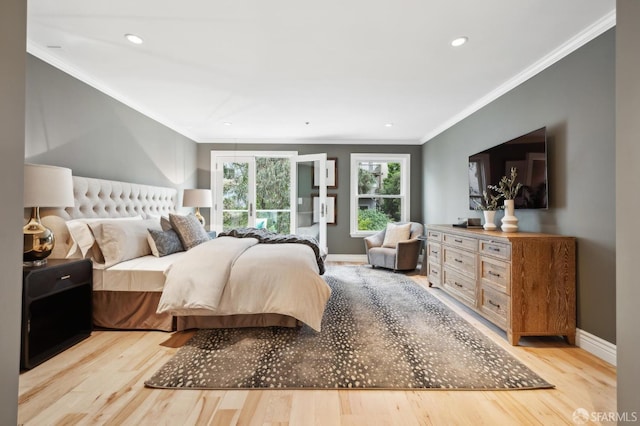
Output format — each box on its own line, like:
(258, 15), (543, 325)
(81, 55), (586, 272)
(223, 122), (232, 126)
(385, 123), (394, 128)
(125, 34), (144, 45)
(451, 36), (468, 47)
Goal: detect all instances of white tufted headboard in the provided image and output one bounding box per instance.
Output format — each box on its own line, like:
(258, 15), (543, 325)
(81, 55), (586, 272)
(39, 176), (178, 259)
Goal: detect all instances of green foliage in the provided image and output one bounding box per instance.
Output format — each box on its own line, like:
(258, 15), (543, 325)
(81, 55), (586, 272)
(380, 162), (401, 220)
(222, 162), (248, 210)
(473, 189), (504, 211)
(358, 208), (389, 231)
(489, 167), (523, 200)
(256, 157), (290, 210)
(358, 168), (376, 194)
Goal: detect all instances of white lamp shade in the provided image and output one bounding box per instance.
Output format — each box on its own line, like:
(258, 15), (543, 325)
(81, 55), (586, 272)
(182, 189), (212, 207)
(24, 163), (75, 208)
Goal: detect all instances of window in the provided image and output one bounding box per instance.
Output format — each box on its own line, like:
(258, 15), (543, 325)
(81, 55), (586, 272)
(350, 153), (410, 237)
(212, 151), (297, 233)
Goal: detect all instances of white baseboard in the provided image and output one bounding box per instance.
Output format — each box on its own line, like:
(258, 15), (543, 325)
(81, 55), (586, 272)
(325, 254), (368, 262)
(576, 328), (616, 366)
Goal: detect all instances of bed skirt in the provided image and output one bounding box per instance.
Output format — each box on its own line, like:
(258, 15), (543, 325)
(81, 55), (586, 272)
(93, 291), (174, 331)
(93, 291), (299, 331)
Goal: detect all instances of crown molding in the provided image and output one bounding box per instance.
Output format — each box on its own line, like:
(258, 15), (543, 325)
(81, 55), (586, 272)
(421, 10), (616, 143)
(26, 41), (199, 143)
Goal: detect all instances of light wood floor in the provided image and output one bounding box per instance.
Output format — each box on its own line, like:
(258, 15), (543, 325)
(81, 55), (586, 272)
(18, 265), (616, 426)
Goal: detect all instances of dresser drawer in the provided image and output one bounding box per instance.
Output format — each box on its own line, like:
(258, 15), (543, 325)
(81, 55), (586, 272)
(427, 262), (442, 286)
(479, 256), (511, 294)
(427, 241), (442, 263)
(427, 229), (443, 242)
(479, 285), (509, 329)
(443, 246), (476, 278)
(479, 240), (511, 260)
(443, 233), (477, 251)
(443, 268), (476, 307)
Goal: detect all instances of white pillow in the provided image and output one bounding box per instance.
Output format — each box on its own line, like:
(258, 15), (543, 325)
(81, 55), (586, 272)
(382, 223), (412, 248)
(88, 218), (161, 267)
(65, 216), (143, 258)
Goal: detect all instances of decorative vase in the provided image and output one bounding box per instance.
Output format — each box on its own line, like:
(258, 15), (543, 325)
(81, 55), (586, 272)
(483, 210), (497, 231)
(501, 199), (519, 232)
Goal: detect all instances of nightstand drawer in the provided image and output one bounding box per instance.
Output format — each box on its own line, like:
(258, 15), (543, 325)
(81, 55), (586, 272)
(25, 260), (92, 300)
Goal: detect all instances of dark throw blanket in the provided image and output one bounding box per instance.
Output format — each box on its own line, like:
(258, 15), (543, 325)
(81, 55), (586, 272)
(219, 228), (325, 274)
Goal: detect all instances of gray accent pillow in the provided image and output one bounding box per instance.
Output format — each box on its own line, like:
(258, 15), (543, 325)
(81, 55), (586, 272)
(160, 215), (173, 231)
(147, 228), (184, 257)
(169, 213), (210, 250)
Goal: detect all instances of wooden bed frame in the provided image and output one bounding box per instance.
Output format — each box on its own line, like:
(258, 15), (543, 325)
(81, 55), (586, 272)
(40, 176), (298, 331)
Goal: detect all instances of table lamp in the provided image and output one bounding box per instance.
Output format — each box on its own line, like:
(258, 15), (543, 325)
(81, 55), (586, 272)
(182, 188), (212, 226)
(23, 164), (74, 266)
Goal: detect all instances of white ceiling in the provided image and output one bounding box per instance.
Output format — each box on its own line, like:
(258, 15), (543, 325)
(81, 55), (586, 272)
(27, 0), (615, 144)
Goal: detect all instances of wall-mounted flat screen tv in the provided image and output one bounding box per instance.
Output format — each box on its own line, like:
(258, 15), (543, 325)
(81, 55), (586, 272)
(468, 127), (548, 210)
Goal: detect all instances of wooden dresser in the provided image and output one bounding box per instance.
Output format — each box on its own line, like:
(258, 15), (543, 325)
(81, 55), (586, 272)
(422, 224), (576, 345)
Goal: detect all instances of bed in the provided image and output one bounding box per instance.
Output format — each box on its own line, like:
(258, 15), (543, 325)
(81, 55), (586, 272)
(40, 176), (331, 332)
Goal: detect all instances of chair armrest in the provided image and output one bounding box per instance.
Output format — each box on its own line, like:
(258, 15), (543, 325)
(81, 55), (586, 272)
(364, 232), (385, 251)
(395, 238), (422, 270)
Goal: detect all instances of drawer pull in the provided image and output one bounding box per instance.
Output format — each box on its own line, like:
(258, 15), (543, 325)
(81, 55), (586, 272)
(454, 238), (463, 243)
(431, 250), (439, 255)
(432, 233), (439, 238)
(454, 282), (463, 288)
(432, 270), (438, 275)
(488, 271), (501, 277)
(488, 300), (501, 309)
(59, 275), (71, 280)
(489, 247), (501, 252)
(454, 258), (463, 263)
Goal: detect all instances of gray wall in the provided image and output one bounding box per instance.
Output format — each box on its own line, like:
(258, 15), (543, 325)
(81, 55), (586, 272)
(197, 143), (423, 255)
(422, 30), (616, 343)
(616, 0), (640, 414)
(25, 55), (199, 192)
(0, 1), (26, 424)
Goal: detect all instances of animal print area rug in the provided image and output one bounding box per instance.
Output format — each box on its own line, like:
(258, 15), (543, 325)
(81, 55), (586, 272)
(145, 266), (553, 390)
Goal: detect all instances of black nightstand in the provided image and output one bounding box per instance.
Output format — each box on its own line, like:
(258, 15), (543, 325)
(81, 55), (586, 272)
(21, 258), (93, 370)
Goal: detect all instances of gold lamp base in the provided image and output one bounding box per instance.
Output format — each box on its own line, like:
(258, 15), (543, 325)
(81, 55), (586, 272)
(23, 207), (55, 267)
(194, 207), (206, 226)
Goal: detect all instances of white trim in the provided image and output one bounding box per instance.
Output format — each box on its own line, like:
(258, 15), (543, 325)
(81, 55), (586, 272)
(576, 328), (616, 366)
(200, 137), (420, 146)
(421, 10), (616, 143)
(325, 254), (368, 263)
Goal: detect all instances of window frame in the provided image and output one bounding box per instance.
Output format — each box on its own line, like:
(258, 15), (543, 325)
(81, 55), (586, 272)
(349, 153), (411, 237)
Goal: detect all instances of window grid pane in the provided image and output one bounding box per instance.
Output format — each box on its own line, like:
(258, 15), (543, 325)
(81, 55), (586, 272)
(357, 161), (401, 196)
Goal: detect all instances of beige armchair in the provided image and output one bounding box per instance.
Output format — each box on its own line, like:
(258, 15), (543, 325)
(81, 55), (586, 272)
(364, 222), (424, 271)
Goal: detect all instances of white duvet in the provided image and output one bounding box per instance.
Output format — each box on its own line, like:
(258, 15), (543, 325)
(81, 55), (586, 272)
(156, 236), (331, 331)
